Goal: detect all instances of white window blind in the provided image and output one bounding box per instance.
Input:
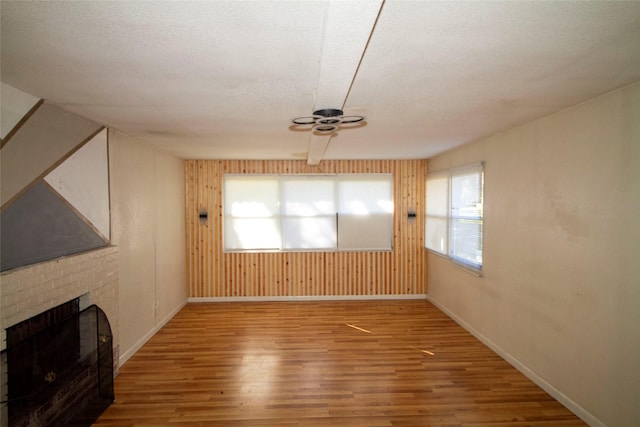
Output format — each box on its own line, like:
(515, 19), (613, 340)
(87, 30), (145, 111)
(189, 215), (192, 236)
(450, 163), (483, 269)
(337, 175), (394, 250)
(426, 163), (484, 272)
(281, 176), (336, 249)
(425, 170), (449, 255)
(224, 176), (281, 250)
(224, 174), (393, 252)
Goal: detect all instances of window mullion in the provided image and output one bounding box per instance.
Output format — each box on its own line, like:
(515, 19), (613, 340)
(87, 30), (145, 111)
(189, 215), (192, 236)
(278, 176), (283, 251)
(334, 177), (339, 251)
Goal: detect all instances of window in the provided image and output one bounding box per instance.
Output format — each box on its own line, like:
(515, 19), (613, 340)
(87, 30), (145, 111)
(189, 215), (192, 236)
(426, 163), (484, 272)
(281, 176), (336, 250)
(224, 174), (393, 252)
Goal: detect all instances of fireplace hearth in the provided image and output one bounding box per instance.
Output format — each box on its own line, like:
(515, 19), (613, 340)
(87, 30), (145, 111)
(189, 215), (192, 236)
(3, 299), (114, 426)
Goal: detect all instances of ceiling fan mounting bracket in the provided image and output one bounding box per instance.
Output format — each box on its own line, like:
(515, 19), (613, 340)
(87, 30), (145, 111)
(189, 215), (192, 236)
(313, 108), (344, 117)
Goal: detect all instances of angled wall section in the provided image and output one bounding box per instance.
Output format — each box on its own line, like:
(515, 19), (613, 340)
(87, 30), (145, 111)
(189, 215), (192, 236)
(0, 182), (107, 270)
(0, 101), (103, 208)
(45, 129), (110, 240)
(0, 84), (109, 272)
(0, 82), (40, 143)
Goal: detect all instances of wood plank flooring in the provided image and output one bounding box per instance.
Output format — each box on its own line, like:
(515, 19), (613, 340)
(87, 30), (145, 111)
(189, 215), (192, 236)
(94, 300), (586, 426)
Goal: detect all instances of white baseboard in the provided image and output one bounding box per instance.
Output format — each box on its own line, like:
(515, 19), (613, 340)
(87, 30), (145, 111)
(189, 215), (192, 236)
(118, 300), (187, 367)
(188, 294), (427, 303)
(426, 295), (604, 427)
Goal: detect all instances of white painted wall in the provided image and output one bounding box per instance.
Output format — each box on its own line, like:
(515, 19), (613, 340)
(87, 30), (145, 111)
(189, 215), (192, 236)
(45, 129), (110, 239)
(109, 130), (186, 365)
(427, 81), (640, 426)
(154, 149), (187, 323)
(0, 82), (39, 139)
(0, 102), (102, 207)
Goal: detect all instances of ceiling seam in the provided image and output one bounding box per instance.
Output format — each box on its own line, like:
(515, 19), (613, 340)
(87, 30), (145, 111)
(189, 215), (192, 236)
(340, 0), (386, 110)
(312, 2), (332, 112)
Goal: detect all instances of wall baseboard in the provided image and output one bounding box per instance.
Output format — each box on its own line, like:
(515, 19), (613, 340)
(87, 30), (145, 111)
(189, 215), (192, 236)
(118, 300), (187, 367)
(188, 294), (427, 303)
(426, 295), (604, 427)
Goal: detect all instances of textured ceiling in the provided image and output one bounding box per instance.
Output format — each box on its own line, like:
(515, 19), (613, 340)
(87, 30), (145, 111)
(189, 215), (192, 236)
(2, 1), (640, 162)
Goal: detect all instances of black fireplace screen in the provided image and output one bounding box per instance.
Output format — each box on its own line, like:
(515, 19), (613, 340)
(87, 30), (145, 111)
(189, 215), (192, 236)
(4, 303), (114, 427)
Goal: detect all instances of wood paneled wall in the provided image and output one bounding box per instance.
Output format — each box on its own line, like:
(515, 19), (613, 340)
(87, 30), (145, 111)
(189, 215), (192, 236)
(185, 160), (427, 298)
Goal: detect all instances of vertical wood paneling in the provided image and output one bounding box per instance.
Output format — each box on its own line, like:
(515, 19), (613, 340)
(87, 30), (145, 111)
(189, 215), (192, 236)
(185, 159), (427, 298)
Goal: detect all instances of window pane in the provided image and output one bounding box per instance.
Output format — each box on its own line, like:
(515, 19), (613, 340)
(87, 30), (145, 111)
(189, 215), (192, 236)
(282, 216), (336, 249)
(425, 217), (448, 254)
(224, 218), (281, 250)
(426, 171), (449, 254)
(450, 163), (483, 269)
(450, 166), (483, 219)
(338, 175), (393, 250)
(281, 178), (335, 216)
(450, 218), (482, 268)
(281, 177), (336, 249)
(224, 176), (280, 250)
(426, 171), (449, 216)
(338, 214), (393, 250)
(225, 177), (279, 217)
(338, 175), (394, 215)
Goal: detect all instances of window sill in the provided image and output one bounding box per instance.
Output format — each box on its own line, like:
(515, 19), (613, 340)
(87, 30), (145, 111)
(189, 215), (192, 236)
(426, 249), (482, 277)
(451, 260), (482, 277)
(224, 248), (393, 254)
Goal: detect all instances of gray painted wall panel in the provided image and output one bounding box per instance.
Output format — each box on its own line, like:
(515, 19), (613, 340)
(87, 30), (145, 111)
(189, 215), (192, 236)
(0, 182), (107, 271)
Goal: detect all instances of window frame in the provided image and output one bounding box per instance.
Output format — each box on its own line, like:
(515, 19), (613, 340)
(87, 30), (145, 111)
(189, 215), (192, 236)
(223, 173), (394, 253)
(426, 162), (484, 274)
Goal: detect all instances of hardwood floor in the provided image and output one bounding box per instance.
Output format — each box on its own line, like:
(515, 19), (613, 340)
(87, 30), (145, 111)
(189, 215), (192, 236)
(94, 300), (586, 426)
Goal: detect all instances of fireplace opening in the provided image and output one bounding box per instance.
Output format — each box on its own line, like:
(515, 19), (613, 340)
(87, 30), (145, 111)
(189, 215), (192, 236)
(3, 299), (114, 426)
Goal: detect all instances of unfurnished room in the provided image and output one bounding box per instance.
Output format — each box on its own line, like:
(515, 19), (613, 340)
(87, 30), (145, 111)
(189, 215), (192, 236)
(0, 1), (639, 426)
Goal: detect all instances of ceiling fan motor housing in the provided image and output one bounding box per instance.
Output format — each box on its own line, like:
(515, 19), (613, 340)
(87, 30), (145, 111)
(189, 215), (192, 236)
(291, 108), (365, 133)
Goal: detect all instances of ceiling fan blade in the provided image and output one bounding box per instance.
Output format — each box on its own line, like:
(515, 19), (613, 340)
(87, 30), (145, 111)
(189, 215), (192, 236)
(291, 115), (322, 125)
(340, 115), (366, 124)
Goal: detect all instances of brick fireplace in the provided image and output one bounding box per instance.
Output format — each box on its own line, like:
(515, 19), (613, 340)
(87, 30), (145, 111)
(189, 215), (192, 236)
(0, 246), (119, 426)
(5, 299), (114, 426)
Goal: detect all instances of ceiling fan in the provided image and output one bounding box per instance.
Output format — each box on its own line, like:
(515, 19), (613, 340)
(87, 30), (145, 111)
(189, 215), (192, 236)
(290, 108), (366, 133)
